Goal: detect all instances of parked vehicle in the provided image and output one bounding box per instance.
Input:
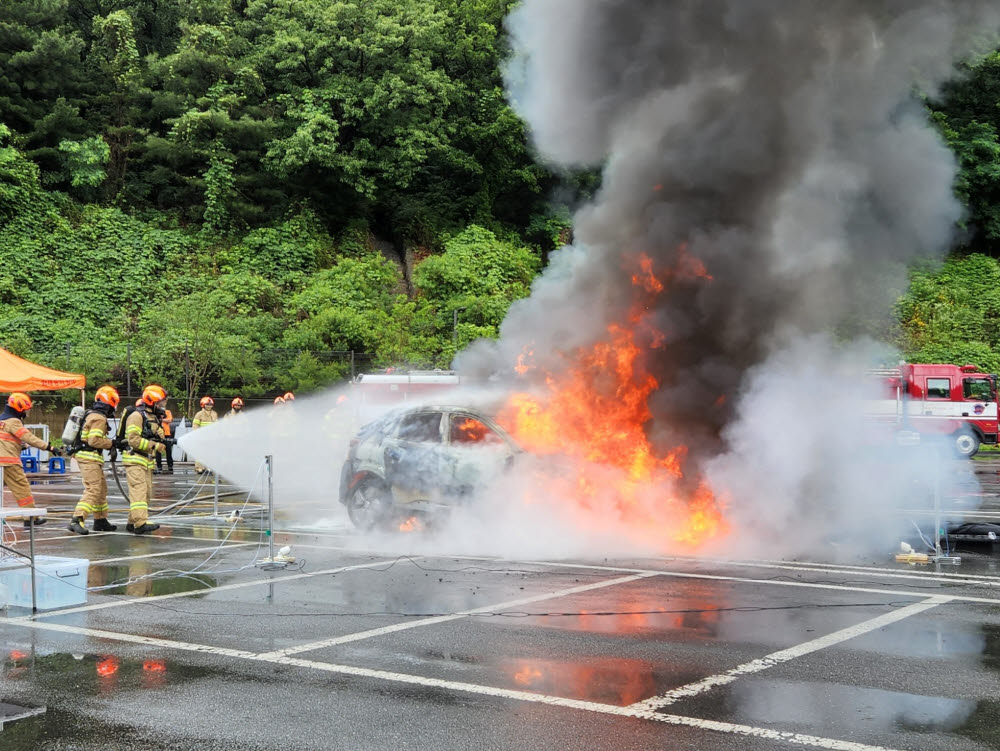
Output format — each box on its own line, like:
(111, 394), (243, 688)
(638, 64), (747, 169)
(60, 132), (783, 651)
(868, 363), (998, 458)
(339, 405), (521, 529)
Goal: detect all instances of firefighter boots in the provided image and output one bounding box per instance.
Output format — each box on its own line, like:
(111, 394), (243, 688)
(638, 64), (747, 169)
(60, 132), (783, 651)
(132, 522), (160, 535)
(68, 516), (89, 535)
(23, 517), (46, 528)
(93, 518), (117, 532)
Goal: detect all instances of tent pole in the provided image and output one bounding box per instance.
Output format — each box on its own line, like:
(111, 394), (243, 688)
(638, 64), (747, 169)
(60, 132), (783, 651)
(81, 388), (85, 408)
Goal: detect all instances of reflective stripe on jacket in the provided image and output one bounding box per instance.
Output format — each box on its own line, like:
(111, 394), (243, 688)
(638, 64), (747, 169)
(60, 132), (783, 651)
(77, 412), (114, 464)
(0, 417), (48, 463)
(193, 409), (218, 429)
(124, 408), (162, 470)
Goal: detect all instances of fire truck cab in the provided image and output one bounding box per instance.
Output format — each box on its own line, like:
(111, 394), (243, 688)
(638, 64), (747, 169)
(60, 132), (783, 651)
(870, 363), (998, 458)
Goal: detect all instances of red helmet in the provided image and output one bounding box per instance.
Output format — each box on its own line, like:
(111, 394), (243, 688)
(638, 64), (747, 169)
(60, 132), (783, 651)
(200, 396), (214, 408)
(7, 392), (32, 412)
(141, 385), (167, 407)
(231, 397), (244, 409)
(95, 386), (120, 408)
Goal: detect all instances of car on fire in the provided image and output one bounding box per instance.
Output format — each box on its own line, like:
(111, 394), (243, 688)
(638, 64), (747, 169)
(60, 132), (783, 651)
(338, 405), (523, 530)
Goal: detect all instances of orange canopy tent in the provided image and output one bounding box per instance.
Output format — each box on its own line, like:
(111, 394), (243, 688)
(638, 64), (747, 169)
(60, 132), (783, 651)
(0, 347), (86, 405)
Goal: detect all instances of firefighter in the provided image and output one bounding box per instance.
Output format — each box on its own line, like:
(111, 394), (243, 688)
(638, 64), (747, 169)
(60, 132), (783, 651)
(224, 397), (244, 419)
(69, 386), (120, 535)
(192, 396), (218, 473)
(0, 393), (61, 526)
(283, 391), (295, 403)
(123, 385), (169, 535)
(273, 396), (285, 406)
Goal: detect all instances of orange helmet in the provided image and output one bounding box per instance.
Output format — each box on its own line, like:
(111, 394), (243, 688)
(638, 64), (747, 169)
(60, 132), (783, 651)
(200, 396), (214, 408)
(232, 397), (244, 409)
(135, 398), (143, 407)
(273, 396), (285, 405)
(95, 386), (120, 408)
(283, 391), (295, 401)
(141, 384), (167, 407)
(7, 392), (32, 412)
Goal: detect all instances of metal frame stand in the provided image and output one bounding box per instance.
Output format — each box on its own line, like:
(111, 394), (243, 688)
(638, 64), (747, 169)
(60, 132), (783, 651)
(255, 455), (293, 570)
(931, 446), (960, 566)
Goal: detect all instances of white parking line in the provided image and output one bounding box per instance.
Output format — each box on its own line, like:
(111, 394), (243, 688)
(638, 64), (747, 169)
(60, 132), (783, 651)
(631, 595), (952, 711)
(258, 573), (655, 659)
(656, 556), (1000, 589)
(2, 617), (903, 751)
(513, 559), (1000, 605)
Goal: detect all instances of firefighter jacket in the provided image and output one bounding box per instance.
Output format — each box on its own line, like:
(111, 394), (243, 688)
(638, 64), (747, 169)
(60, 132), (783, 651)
(223, 409), (243, 420)
(193, 408), (218, 429)
(123, 407), (165, 470)
(76, 411), (114, 464)
(0, 414), (48, 465)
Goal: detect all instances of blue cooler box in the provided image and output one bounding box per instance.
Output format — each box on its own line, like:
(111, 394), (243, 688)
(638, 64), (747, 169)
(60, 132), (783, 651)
(0, 555), (89, 610)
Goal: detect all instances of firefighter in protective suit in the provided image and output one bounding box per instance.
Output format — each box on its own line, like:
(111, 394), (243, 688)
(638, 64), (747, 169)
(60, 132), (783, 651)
(123, 385), (169, 535)
(68, 386), (121, 535)
(192, 396), (217, 473)
(223, 397), (244, 419)
(0, 392), (61, 526)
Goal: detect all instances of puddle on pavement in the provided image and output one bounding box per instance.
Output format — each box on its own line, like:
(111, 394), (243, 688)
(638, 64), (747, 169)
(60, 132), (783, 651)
(1, 649), (216, 693)
(87, 563), (216, 597)
(0, 653), (229, 751)
(500, 656), (661, 705)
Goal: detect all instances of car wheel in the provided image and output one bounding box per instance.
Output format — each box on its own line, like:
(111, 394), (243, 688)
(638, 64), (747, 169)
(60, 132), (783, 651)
(346, 479), (391, 531)
(954, 430), (980, 459)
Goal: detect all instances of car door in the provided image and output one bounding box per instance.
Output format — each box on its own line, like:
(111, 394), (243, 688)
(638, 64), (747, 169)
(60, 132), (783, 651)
(384, 410), (446, 504)
(439, 413), (516, 501)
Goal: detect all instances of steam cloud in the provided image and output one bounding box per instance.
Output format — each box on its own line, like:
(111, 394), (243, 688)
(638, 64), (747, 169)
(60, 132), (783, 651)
(453, 1), (1000, 556)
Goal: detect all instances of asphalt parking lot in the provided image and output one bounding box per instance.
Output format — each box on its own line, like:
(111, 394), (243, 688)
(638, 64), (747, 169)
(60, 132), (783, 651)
(2, 462), (1000, 751)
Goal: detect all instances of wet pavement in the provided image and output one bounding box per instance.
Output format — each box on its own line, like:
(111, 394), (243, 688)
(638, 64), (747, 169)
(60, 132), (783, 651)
(1, 463), (1000, 750)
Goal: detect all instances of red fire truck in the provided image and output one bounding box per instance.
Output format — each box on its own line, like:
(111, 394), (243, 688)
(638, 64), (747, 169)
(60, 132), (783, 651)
(869, 363), (998, 458)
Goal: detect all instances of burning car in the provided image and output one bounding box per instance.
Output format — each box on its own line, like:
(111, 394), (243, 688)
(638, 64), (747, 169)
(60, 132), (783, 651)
(338, 405), (523, 530)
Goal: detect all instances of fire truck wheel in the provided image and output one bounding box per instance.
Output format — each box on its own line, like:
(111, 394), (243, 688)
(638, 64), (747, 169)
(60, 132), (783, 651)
(954, 430), (981, 459)
(347, 478), (392, 531)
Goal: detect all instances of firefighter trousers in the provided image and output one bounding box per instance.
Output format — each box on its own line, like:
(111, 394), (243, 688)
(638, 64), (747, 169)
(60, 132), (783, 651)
(2, 464), (35, 508)
(74, 461), (109, 520)
(125, 464), (153, 527)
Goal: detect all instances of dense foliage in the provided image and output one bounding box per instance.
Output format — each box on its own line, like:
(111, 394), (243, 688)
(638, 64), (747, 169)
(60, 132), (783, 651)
(3, 1), (1000, 409)
(0, 0), (578, 411)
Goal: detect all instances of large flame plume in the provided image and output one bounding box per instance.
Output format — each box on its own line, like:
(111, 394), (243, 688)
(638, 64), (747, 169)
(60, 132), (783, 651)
(496, 253), (727, 549)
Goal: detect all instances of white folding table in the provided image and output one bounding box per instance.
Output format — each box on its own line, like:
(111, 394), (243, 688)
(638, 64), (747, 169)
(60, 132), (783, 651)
(0, 507), (48, 614)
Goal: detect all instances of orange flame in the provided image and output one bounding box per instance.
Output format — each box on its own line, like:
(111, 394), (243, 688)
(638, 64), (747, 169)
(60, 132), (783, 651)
(515, 347), (534, 375)
(496, 250), (727, 550)
(398, 516), (422, 533)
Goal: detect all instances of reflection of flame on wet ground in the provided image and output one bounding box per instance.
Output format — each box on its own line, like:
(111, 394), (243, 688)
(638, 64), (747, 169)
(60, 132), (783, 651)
(505, 657), (658, 706)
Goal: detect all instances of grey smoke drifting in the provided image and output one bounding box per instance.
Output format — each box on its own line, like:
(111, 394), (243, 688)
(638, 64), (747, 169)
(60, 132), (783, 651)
(454, 1), (1000, 555)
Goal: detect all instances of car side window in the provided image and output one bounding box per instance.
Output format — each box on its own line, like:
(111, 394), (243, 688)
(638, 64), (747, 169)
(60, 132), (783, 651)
(397, 412), (443, 442)
(449, 416), (503, 446)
